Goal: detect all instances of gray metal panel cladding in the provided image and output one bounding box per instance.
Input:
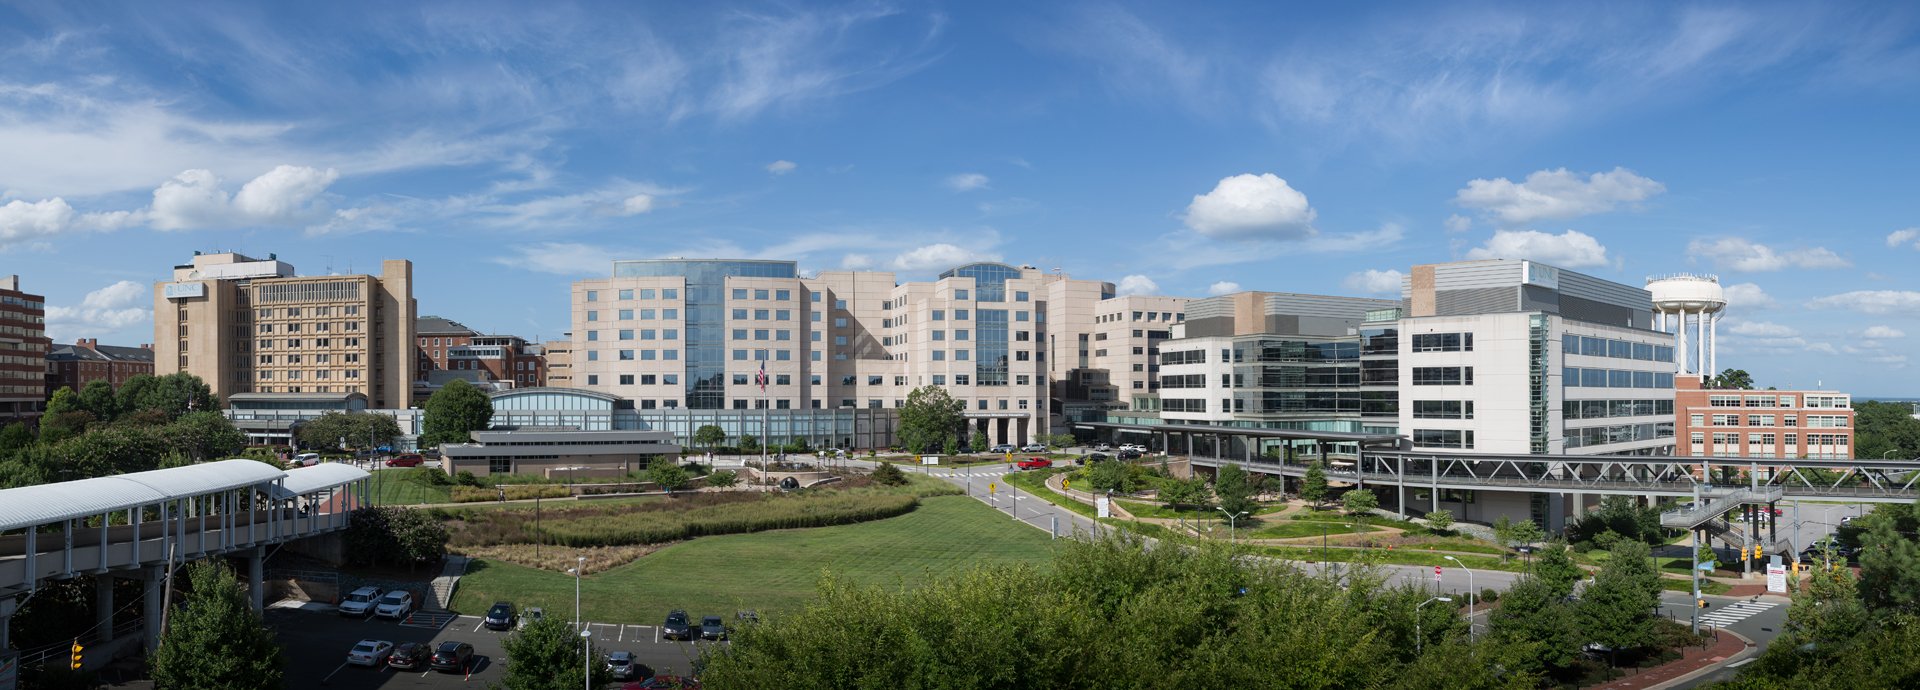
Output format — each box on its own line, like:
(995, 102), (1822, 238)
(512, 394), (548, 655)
(1187, 297), (1235, 320)
(1296, 315), (1363, 337)
(1434, 287), (1519, 315)
(1183, 316), (1238, 338)
(1261, 293), (1398, 319)
(1558, 270), (1654, 310)
(1429, 260), (1525, 290)
(1560, 296), (1649, 329)
(1521, 285), (1561, 313)
(1262, 315), (1301, 335)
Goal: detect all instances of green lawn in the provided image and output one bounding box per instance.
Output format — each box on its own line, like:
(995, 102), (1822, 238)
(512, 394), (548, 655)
(449, 495), (1058, 623)
(999, 469), (1099, 519)
(1116, 500), (1222, 520)
(1290, 509), (1422, 530)
(368, 469), (452, 505)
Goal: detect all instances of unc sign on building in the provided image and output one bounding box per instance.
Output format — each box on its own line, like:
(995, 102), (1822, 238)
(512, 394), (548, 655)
(162, 282), (205, 299)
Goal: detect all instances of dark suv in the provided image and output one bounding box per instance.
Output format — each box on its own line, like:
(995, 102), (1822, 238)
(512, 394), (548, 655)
(388, 642), (430, 671)
(429, 641), (474, 672)
(662, 610), (694, 640)
(483, 602), (516, 630)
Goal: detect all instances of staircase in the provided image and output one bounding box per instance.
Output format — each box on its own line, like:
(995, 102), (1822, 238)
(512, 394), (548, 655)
(425, 555), (469, 612)
(1658, 487), (1785, 530)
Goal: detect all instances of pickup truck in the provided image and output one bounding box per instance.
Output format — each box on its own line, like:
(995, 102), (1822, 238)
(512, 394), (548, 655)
(1016, 458), (1052, 470)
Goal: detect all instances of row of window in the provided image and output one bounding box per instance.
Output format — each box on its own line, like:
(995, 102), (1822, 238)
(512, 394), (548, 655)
(1692, 432), (1850, 447)
(1095, 311), (1180, 323)
(584, 288), (683, 301)
(1562, 422), (1675, 448)
(1562, 334), (1676, 363)
(1410, 332), (1473, 353)
(0, 296), (44, 309)
(256, 321), (361, 333)
(257, 369), (362, 380)
(1562, 368), (1677, 389)
(1412, 429), (1475, 449)
(1161, 349), (1207, 366)
(1563, 399), (1675, 420)
(262, 305), (360, 318)
(585, 349), (684, 362)
(585, 308), (686, 322)
(257, 338), (361, 350)
(582, 329), (682, 341)
(1694, 413), (1821, 428)
(1410, 366), (1473, 386)
(1411, 400), (1473, 419)
(260, 353), (361, 364)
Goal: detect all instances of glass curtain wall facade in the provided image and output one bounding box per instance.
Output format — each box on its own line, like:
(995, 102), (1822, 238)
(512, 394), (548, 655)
(612, 260), (796, 409)
(1236, 338), (1362, 417)
(942, 263), (1020, 387)
(488, 388), (896, 449)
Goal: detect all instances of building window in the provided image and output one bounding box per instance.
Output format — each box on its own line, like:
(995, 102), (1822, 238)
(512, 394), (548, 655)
(1412, 429), (1475, 449)
(586, 290), (598, 302)
(1411, 367), (1472, 386)
(1410, 333), (1473, 352)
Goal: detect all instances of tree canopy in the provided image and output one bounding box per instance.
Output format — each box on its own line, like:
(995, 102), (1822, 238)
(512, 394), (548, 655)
(1708, 368), (1754, 390)
(500, 613), (596, 690)
(420, 378), (493, 447)
(149, 561), (285, 690)
(897, 384), (964, 454)
(293, 411), (401, 452)
(343, 506), (448, 568)
(693, 424), (727, 450)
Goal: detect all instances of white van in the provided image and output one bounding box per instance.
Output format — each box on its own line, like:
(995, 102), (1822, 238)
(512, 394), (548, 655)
(291, 453), (322, 467)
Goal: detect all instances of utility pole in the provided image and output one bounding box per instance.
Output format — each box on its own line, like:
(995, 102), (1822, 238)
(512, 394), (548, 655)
(1691, 483), (1702, 635)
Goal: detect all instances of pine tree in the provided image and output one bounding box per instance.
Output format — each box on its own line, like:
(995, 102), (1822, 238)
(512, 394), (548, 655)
(1533, 542), (1584, 601)
(149, 561), (284, 690)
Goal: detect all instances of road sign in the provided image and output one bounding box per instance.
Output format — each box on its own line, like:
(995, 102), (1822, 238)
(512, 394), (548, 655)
(1767, 563), (1788, 593)
(1063, 479), (1070, 490)
(1434, 565), (1443, 582)
(1096, 495), (1111, 519)
(988, 483), (996, 494)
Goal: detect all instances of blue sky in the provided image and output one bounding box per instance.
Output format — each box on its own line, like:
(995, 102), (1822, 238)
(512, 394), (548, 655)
(1, 2), (1917, 395)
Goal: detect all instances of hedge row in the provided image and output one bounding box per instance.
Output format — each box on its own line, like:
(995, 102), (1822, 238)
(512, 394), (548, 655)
(448, 492), (918, 547)
(450, 485), (572, 503)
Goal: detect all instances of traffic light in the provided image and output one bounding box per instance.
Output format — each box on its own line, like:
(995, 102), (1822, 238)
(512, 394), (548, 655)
(70, 640), (83, 670)
(1755, 544), (1764, 560)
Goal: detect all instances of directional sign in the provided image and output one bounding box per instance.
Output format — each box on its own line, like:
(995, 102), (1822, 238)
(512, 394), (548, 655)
(1767, 563), (1788, 594)
(1096, 495), (1111, 519)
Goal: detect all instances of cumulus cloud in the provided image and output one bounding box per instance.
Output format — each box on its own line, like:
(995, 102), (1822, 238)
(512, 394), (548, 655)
(0, 197), (141, 249)
(1464, 229), (1610, 268)
(45, 280), (151, 342)
(1455, 167), (1664, 225)
(1342, 269), (1405, 296)
(1807, 290), (1920, 315)
(621, 195), (655, 215)
(1888, 228), (1920, 249)
(1116, 274), (1159, 296)
(1183, 173), (1316, 240)
(150, 165), (340, 230)
(840, 254), (874, 270)
(1444, 214), (1471, 233)
(944, 173), (990, 192)
(1728, 320), (1798, 337)
(1207, 281), (1241, 296)
(1686, 237), (1850, 272)
(1862, 325), (1906, 339)
(1723, 282), (1775, 310)
(890, 243), (1000, 272)
(765, 160), (797, 175)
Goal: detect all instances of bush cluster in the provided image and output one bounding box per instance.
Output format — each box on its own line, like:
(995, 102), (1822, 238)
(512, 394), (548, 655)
(451, 485), (571, 503)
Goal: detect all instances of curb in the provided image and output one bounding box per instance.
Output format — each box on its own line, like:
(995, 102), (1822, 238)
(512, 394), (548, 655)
(1645, 627), (1756, 690)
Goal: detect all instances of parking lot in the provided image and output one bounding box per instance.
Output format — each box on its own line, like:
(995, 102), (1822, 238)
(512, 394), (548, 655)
(268, 604), (719, 688)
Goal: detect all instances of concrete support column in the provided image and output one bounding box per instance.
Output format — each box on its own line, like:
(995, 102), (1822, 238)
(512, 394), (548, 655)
(1696, 309), (1707, 378)
(0, 594), (16, 650)
(1677, 309), (1689, 374)
(1709, 312), (1719, 377)
(95, 575), (115, 644)
(141, 566), (164, 653)
(248, 546), (265, 613)
(1571, 493), (1586, 518)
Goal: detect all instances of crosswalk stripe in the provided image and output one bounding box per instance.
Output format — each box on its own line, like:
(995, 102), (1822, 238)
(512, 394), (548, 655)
(1699, 601), (1777, 626)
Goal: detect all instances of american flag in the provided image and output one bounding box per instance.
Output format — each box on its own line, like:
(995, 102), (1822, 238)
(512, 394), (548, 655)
(756, 359), (768, 392)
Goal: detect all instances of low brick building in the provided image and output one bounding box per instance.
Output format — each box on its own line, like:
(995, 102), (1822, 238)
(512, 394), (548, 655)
(46, 338), (155, 395)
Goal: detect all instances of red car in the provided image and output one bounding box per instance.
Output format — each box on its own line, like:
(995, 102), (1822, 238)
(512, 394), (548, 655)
(386, 454), (425, 468)
(1017, 458), (1052, 470)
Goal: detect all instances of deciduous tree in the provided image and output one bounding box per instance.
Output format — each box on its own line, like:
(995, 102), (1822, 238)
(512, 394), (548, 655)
(149, 561), (284, 690)
(1301, 462), (1329, 508)
(1487, 576), (1580, 676)
(898, 384), (963, 454)
(647, 458), (693, 491)
(693, 424), (727, 452)
(420, 378), (493, 447)
(1214, 463), (1259, 518)
(293, 411), (400, 453)
(77, 380), (121, 422)
(1425, 510), (1454, 534)
(1342, 488), (1378, 515)
(499, 614), (594, 690)
(1534, 542), (1583, 601)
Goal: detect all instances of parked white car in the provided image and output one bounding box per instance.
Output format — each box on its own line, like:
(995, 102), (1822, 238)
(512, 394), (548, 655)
(291, 453), (322, 467)
(1020, 443), (1047, 453)
(346, 639), (394, 667)
(373, 591), (413, 619)
(338, 586), (383, 617)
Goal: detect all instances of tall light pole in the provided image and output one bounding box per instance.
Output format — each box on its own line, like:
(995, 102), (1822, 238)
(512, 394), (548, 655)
(578, 628), (592, 690)
(1884, 449), (1900, 461)
(1415, 596), (1453, 655)
(1443, 556), (1476, 642)
(1217, 508), (1248, 542)
(568, 556), (585, 632)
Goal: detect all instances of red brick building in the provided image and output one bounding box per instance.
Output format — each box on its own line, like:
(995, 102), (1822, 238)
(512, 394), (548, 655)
(1674, 375), (1856, 459)
(46, 338), (156, 396)
(415, 316), (546, 399)
(0, 275), (49, 421)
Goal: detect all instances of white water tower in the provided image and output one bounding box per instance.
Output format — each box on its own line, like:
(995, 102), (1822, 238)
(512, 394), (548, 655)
(1646, 274), (1727, 377)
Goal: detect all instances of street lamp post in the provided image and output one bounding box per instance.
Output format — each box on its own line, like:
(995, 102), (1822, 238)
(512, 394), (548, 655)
(1217, 508), (1248, 542)
(569, 556), (584, 631)
(1443, 556), (1476, 642)
(578, 628), (592, 690)
(1416, 596), (1453, 655)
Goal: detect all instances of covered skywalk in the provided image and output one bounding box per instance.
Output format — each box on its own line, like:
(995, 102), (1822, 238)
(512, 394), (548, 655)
(0, 459), (369, 660)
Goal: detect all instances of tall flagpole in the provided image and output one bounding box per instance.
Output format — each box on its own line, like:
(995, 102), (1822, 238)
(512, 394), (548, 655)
(759, 353), (769, 491)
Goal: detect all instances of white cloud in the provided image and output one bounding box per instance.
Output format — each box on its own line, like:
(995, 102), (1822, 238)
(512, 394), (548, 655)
(1807, 290), (1920, 315)
(1342, 269), (1405, 296)
(1686, 237), (1850, 272)
(621, 195), (655, 215)
(1116, 274), (1159, 296)
(1888, 228), (1920, 249)
(1183, 173), (1316, 240)
(1444, 214), (1471, 233)
(150, 165), (340, 230)
(493, 242), (613, 275)
(1464, 229), (1610, 268)
(1207, 281), (1241, 296)
(840, 254), (874, 270)
(1728, 320), (1798, 337)
(765, 160), (797, 175)
(1867, 354), (1909, 367)
(44, 280), (151, 342)
(1805, 342), (1839, 355)
(944, 173), (990, 192)
(1723, 282), (1775, 310)
(0, 197), (141, 249)
(1862, 325), (1906, 339)
(1455, 167), (1665, 225)
(890, 243), (1000, 273)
